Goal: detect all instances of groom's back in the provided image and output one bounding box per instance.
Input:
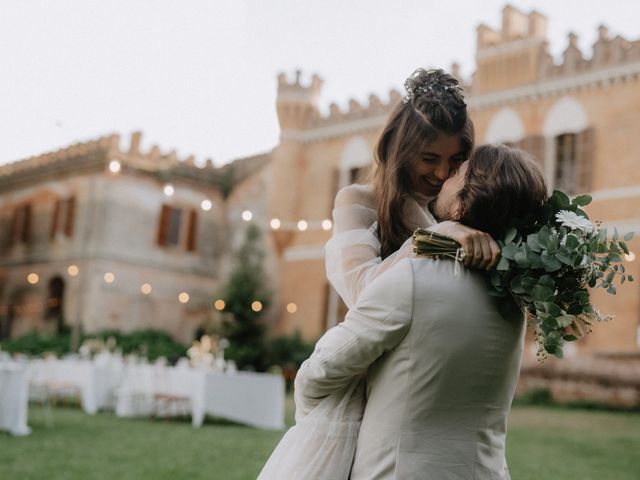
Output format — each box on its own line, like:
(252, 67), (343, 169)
(351, 257), (524, 480)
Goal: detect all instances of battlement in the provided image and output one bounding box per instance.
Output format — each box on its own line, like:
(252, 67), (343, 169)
(277, 70), (323, 105)
(0, 131), (218, 186)
(472, 5), (640, 95)
(542, 26), (640, 79)
(477, 5), (547, 49)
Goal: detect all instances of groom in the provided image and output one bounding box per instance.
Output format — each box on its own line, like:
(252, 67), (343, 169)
(295, 145), (548, 479)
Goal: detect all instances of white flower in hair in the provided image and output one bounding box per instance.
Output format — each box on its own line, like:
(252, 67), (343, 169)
(555, 210), (594, 233)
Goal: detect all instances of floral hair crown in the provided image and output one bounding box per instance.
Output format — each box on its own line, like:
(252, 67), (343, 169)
(402, 68), (465, 105)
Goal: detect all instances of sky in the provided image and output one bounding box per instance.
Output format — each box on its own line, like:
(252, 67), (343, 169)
(1, 0), (639, 167)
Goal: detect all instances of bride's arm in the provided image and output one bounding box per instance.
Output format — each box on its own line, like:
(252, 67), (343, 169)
(325, 185), (384, 309)
(295, 258), (414, 417)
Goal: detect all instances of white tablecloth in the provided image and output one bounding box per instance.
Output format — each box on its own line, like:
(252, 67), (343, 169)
(116, 365), (285, 429)
(0, 362), (31, 435)
(195, 371), (285, 430)
(115, 364), (204, 424)
(29, 355), (124, 414)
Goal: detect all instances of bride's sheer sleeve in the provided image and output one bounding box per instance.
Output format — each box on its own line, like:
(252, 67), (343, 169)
(325, 185), (382, 309)
(325, 185), (432, 309)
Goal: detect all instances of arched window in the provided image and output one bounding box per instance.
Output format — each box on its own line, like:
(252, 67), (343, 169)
(543, 97), (593, 194)
(484, 108), (525, 145)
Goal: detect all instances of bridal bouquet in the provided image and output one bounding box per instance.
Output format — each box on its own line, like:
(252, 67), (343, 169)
(413, 191), (634, 360)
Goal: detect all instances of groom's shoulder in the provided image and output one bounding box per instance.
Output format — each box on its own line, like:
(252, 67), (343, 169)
(359, 257), (415, 306)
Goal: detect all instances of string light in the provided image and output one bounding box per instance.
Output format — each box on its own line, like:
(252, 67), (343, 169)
(286, 303), (297, 313)
(163, 184), (174, 196)
(201, 199), (212, 211)
(27, 273), (39, 285)
(251, 301), (263, 312)
(297, 220), (308, 231)
(321, 219), (333, 230)
(242, 210), (253, 221)
(178, 292), (190, 304)
(270, 218), (281, 229)
(67, 265), (79, 276)
(624, 252), (636, 262)
(141, 283), (152, 294)
(214, 299), (225, 310)
(109, 160), (121, 174)
(104, 272), (115, 284)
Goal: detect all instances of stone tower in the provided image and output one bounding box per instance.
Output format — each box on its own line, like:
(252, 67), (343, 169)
(270, 71), (324, 253)
(473, 5), (550, 94)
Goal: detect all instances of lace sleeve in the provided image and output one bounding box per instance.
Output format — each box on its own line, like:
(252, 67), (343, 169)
(325, 185), (382, 309)
(325, 185), (437, 309)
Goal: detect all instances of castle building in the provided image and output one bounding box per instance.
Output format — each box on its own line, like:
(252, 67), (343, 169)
(269, 5), (640, 358)
(0, 132), (273, 344)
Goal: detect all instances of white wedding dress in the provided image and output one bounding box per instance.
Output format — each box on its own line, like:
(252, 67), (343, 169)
(257, 184), (435, 480)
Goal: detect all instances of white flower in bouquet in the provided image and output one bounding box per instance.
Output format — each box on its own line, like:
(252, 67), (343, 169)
(555, 210), (594, 233)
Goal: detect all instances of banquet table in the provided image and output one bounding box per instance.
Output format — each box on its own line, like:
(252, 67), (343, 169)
(29, 356), (124, 414)
(0, 361), (31, 435)
(116, 364), (285, 429)
(193, 371), (285, 430)
(116, 363), (204, 421)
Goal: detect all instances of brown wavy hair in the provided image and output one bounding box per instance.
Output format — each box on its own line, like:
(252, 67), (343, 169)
(374, 68), (474, 258)
(457, 144), (548, 239)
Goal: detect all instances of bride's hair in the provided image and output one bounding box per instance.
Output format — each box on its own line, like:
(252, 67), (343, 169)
(374, 68), (474, 258)
(457, 144), (548, 238)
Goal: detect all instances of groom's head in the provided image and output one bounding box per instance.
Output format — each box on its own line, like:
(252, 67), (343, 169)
(432, 144), (548, 238)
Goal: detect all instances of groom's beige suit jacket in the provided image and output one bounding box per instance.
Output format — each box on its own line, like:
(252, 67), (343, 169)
(296, 256), (524, 480)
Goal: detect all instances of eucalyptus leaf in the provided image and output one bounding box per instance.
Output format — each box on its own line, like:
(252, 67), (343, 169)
(503, 227), (518, 244)
(540, 252), (562, 272)
(496, 256), (510, 271)
(572, 194), (592, 207)
(526, 234), (542, 252)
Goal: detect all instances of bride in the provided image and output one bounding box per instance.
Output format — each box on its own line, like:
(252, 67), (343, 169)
(258, 68), (499, 479)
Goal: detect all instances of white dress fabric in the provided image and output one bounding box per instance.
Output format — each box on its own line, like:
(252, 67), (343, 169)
(258, 184), (437, 479)
(297, 258), (524, 479)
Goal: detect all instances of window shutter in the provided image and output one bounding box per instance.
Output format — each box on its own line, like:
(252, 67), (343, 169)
(22, 205), (32, 244)
(157, 205), (170, 246)
(186, 209), (197, 251)
(575, 127), (595, 193)
(64, 197), (75, 237)
(51, 199), (61, 239)
(10, 208), (20, 247)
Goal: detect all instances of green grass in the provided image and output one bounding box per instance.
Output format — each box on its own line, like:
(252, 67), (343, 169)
(1, 398), (638, 480)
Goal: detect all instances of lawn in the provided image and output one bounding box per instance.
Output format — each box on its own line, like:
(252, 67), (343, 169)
(1, 398), (639, 480)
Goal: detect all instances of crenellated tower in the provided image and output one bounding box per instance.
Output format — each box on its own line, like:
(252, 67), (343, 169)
(472, 5), (550, 94)
(275, 70), (324, 133)
(270, 71), (324, 253)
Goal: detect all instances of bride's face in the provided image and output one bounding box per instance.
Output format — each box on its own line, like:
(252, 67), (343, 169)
(408, 133), (465, 197)
(431, 160), (468, 221)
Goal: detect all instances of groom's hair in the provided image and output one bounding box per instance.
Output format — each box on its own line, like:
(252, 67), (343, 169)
(457, 144), (548, 238)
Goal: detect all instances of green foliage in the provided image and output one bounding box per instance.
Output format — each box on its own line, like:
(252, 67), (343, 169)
(266, 331), (315, 370)
(219, 224), (271, 371)
(218, 165), (235, 199)
(0, 331), (72, 357)
(1, 329), (187, 362)
(88, 329), (187, 361)
(415, 190), (635, 360)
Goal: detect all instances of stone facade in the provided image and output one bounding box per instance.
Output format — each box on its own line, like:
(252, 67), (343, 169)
(0, 133), (240, 344)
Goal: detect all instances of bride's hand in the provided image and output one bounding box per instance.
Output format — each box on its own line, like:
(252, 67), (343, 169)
(426, 221), (500, 270)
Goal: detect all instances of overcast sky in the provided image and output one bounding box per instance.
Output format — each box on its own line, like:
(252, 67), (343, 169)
(1, 0), (639, 167)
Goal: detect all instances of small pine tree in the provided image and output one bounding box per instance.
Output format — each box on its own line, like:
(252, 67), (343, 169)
(220, 223), (271, 370)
